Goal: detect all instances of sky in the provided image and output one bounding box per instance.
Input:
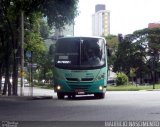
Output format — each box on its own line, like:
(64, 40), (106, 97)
(74, 0), (160, 36)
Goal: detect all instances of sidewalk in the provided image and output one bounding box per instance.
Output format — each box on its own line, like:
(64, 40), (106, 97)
(0, 87), (55, 100)
(0, 95), (53, 100)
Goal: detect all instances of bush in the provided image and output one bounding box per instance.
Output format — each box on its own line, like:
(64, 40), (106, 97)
(116, 72), (128, 86)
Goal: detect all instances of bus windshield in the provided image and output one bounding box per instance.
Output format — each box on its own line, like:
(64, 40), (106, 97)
(55, 37), (106, 69)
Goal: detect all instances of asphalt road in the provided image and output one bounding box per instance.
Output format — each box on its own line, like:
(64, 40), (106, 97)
(1, 89), (160, 126)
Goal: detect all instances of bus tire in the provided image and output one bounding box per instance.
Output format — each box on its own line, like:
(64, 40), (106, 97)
(68, 94), (75, 99)
(72, 94), (76, 99)
(94, 93), (105, 99)
(57, 92), (64, 99)
(68, 95), (72, 99)
(99, 93), (105, 99)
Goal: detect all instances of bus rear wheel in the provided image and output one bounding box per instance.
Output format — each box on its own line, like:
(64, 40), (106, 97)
(94, 93), (105, 99)
(57, 92), (64, 99)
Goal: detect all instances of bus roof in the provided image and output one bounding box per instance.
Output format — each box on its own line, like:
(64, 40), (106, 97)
(57, 36), (107, 44)
(58, 36), (106, 40)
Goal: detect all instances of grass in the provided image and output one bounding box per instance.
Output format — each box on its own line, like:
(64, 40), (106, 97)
(107, 84), (160, 91)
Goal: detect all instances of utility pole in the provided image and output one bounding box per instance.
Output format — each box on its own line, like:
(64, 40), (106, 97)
(20, 11), (24, 96)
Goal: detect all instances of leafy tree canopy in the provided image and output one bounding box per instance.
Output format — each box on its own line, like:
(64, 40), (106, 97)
(113, 28), (160, 85)
(9, 0), (78, 28)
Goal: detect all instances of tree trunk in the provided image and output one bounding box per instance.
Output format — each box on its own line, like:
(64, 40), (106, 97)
(3, 73), (12, 96)
(0, 63), (2, 93)
(0, 30), (5, 94)
(12, 23), (19, 96)
(3, 39), (12, 96)
(12, 52), (18, 96)
(12, 14), (22, 96)
(4, 56), (12, 96)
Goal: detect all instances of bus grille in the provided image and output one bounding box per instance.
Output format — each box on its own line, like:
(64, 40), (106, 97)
(81, 78), (93, 81)
(68, 84), (91, 92)
(66, 78), (93, 82)
(66, 78), (78, 81)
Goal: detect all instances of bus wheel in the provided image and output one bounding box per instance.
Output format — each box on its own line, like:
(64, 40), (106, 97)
(94, 93), (105, 99)
(99, 93), (105, 99)
(57, 92), (64, 99)
(68, 94), (75, 99)
(68, 95), (72, 99)
(72, 94), (76, 99)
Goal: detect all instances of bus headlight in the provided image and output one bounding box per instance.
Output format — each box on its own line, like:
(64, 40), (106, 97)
(99, 86), (103, 90)
(57, 85), (61, 90)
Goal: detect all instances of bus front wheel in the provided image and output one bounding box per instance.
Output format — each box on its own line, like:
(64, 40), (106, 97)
(94, 93), (105, 99)
(57, 92), (64, 99)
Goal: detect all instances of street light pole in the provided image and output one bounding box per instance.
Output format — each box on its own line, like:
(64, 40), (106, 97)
(20, 11), (24, 96)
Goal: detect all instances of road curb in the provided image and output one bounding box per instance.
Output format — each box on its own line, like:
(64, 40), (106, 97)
(0, 95), (53, 100)
(139, 89), (160, 91)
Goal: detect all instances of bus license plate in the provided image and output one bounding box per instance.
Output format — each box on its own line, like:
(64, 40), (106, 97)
(75, 89), (85, 94)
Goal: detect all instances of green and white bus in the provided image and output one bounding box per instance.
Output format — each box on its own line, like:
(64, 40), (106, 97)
(53, 36), (108, 99)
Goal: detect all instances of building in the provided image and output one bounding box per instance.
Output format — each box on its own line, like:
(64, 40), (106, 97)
(43, 16), (74, 40)
(148, 23), (160, 28)
(51, 23), (74, 40)
(92, 5), (110, 37)
(45, 23), (74, 51)
(95, 4), (106, 12)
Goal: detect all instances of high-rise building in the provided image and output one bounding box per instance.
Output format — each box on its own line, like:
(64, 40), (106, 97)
(95, 4), (106, 12)
(92, 5), (110, 37)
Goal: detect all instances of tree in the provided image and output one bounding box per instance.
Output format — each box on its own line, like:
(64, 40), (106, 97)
(113, 28), (160, 86)
(0, 0), (78, 95)
(105, 35), (119, 68)
(40, 19), (50, 39)
(133, 28), (160, 88)
(113, 35), (134, 74)
(113, 34), (146, 82)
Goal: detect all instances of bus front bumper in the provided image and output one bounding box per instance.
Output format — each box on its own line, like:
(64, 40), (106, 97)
(54, 79), (107, 95)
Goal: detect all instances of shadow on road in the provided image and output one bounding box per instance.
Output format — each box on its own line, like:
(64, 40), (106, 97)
(64, 95), (104, 101)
